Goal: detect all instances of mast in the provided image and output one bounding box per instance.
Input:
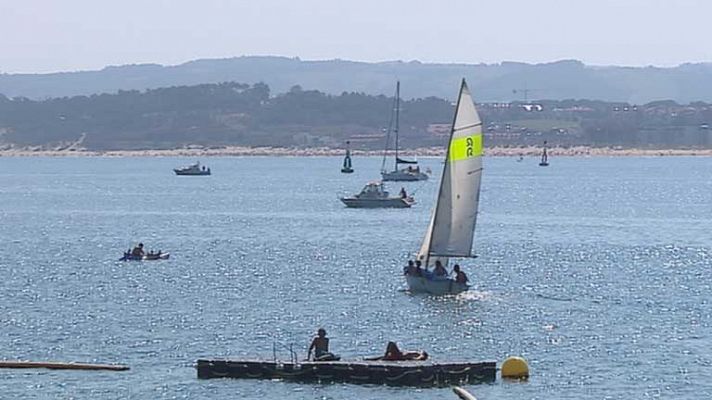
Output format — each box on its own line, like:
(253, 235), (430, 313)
(394, 81), (400, 171)
(424, 78), (466, 267)
(380, 85), (398, 173)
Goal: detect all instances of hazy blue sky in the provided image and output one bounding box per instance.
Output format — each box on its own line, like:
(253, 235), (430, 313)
(1, 0), (710, 73)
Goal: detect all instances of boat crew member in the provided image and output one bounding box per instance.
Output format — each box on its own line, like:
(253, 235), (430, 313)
(399, 187), (407, 199)
(404, 260), (415, 275)
(131, 243), (145, 257)
(308, 328), (338, 361)
(433, 260), (448, 277)
(453, 264), (468, 284)
(415, 260), (424, 275)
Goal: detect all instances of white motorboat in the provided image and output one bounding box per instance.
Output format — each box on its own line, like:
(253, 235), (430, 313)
(174, 161), (211, 176)
(341, 181), (414, 208)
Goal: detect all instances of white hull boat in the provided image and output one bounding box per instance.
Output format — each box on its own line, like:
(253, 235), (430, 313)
(341, 181), (414, 208)
(380, 82), (428, 182)
(405, 274), (469, 295)
(382, 169), (428, 182)
(174, 161), (211, 175)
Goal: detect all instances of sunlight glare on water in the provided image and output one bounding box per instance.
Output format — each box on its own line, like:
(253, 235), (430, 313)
(0, 156), (711, 399)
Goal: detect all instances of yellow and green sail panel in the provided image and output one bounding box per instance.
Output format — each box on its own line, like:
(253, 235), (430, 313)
(449, 133), (483, 162)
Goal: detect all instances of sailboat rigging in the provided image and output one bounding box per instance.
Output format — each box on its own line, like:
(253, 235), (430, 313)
(380, 82), (428, 182)
(404, 79), (483, 295)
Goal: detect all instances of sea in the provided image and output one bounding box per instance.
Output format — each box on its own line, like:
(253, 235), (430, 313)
(0, 155), (711, 399)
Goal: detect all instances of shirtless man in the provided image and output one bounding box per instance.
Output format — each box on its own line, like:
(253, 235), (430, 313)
(307, 328), (338, 361)
(453, 264), (469, 284)
(433, 260), (448, 277)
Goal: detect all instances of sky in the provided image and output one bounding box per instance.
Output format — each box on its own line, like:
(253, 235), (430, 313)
(0, 0), (710, 73)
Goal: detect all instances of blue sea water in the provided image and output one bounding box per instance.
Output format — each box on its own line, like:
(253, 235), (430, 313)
(0, 155), (711, 399)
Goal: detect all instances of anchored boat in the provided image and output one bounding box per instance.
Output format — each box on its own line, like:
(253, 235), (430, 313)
(196, 359), (496, 387)
(174, 161), (211, 176)
(120, 252), (170, 261)
(340, 181), (414, 208)
(406, 79), (483, 295)
(380, 81), (428, 182)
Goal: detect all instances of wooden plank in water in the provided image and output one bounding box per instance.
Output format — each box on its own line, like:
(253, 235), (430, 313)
(0, 361), (129, 371)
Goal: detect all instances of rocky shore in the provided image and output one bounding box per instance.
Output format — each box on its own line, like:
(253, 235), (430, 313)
(1, 145), (711, 157)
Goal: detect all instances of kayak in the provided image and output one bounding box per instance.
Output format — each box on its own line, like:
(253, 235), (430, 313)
(119, 252), (170, 261)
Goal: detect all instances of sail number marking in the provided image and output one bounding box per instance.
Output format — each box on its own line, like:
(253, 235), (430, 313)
(449, 134), (482, 162)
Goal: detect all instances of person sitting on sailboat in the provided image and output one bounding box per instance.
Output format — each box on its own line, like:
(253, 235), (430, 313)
(453, 264), (468, 284)
(404, 260), (415, 275)
(365, 341), (428, 361)
(415, 259), (425, 273)
(307, 328), (339, 361)
(433, 260), (448, 278)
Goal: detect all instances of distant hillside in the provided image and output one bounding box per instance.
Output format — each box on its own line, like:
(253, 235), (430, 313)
(2, 57), (712, 103)
(1, 81), (711, 151)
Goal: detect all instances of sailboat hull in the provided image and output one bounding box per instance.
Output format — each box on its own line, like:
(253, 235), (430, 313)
(381, 170), (429, 182)
(340, 197), (413, 208)
(405, 275), (469, 295)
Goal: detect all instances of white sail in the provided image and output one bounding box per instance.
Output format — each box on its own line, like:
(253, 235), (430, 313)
(418, 79), (483, 266)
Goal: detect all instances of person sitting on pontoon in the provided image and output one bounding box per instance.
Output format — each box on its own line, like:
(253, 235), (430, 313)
(433, 260), (448, 277)
(453, 264), (468, 284)
(367, 341), (428, 361)
(131, 243), (145, 257)
(308, 328), (339, 361)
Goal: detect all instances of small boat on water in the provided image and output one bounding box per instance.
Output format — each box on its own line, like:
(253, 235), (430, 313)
(381, 82), (428, 182)
(196, 359), (496, 387)
(120, 251), (170, 261)
(341, 141), (354, 173)
(340, 181), (414, 208)
(405, 79), (482, 295)
(174, 161), (211, 176)
(539, 141), (549, 166)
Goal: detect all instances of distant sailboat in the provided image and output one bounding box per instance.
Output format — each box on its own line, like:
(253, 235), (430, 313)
(539, 141), (549, 166)
(381, 82), (428, 182)
(341, 141), (354, 173)
(404, 79), (482, 295)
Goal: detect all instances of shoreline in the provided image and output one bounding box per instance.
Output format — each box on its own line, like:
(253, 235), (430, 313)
(1, 146), (712, 157)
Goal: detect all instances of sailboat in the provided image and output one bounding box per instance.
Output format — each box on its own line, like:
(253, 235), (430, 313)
(380, 82), (428, 182)
(539, 141), (549, 166)
(405, 79), (483, 295)
(341, 141), (354, 173)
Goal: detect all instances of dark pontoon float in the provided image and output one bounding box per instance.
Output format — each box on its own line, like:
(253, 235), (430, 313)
(196, 359), (496, 387)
